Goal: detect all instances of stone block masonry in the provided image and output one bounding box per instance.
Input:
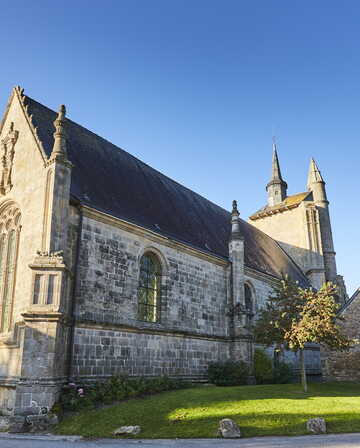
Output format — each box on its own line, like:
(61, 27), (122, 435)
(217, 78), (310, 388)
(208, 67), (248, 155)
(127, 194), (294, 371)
(75, 215), (229, 338)
(70, 214), (231, 380)
(71, 327), (229, 379)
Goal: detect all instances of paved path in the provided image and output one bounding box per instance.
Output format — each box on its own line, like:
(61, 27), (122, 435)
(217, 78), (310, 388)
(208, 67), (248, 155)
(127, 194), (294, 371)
(1, 433), (360, 448)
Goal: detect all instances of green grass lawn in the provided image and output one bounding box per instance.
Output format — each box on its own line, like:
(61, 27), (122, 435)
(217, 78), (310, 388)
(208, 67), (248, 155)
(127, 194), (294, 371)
(55, 382), (360, 439)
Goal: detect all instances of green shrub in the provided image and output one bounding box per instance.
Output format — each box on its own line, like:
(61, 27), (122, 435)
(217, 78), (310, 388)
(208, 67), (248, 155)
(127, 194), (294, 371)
(254, 349), (273, 384)
(208, 360), (249, 386)
(273, 361), (292, 384)
(57, 375), (188, 412)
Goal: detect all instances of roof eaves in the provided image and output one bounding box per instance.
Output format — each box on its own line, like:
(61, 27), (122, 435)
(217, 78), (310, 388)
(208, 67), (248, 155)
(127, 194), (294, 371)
(79, 202), (230, 264)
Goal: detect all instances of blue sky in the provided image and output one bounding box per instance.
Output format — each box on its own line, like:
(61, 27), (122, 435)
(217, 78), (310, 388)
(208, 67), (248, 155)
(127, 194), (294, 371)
(1, 1), (359, 294)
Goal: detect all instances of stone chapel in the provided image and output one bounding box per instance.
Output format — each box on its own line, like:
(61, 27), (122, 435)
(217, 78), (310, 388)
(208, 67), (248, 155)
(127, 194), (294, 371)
(0, 86), (347, 414)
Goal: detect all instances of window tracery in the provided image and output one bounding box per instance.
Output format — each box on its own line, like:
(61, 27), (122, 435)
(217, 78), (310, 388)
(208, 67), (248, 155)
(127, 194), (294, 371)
(0, 203), (21, 332)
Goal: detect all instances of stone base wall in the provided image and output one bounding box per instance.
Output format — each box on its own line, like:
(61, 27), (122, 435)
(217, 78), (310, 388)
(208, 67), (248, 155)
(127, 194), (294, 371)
(0, 385), (16, 413)
(71, 326), (230, 380)
(13, 380), (65, 415)
(321, 289), (360, 381)
(0, 380), (64, 416)
(322, 348), (360, 382)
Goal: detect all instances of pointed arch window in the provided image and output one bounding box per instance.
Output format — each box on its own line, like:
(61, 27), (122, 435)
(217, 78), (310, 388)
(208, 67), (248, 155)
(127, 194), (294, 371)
(138, 253), (161, 323)
(244, 283), (254, 326)
(0, 203), (21, 333)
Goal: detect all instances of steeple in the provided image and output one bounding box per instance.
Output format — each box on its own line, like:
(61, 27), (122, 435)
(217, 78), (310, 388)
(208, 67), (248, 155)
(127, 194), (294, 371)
(51, 105), (67, 160)
(266, 140), (288, 206)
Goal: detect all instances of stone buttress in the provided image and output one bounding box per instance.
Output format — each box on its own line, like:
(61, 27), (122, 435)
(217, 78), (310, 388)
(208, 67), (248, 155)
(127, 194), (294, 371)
(228, 201), (254, 370)
(16, 105), (73, 414)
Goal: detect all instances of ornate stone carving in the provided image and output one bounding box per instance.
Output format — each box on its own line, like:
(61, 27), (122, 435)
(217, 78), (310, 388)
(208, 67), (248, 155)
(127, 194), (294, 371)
(0, 123), (19, 195)
(36, 250), (64, 258)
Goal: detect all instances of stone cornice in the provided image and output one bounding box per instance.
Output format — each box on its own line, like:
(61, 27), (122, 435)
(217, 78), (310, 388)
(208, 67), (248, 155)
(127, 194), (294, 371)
(45, 155), (73, 169)
(21, 311), (68, 323)
(81, 205), (230, 268)
(249, 202), (300, 221)
(306, 268), (325, 275)
(244, 266), (280, 287)
(79, 206), (291, 284)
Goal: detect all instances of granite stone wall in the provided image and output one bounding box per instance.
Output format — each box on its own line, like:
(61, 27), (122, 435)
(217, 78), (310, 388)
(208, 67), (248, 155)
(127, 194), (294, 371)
(0, 90), (61, 413)
(74, 215), (229, 336)
(72, 326), (229, 380)
(70, 214), (231, 379)
(322, 290), (360, 381)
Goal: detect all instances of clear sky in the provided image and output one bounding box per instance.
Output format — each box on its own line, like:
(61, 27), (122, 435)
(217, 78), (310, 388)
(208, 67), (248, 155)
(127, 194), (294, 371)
(1, 1), (359, 294)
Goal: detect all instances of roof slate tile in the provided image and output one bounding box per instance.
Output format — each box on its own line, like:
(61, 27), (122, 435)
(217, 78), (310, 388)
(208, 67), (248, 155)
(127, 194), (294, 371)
(24, 95), (310, 286)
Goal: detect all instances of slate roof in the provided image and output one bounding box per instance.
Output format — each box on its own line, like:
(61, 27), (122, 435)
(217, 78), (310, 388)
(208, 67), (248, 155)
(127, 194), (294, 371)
(23, 94), (310, 286)
(250, 191), (313, 220)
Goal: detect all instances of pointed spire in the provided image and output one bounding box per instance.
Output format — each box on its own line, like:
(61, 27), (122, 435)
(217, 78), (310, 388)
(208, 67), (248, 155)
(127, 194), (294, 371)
(230, 200), (243, 240)
(266, 139), (288, 206)
(271, 141), (284, 181)
(307, 157), (324, 189)
(51, 105), (67, 160)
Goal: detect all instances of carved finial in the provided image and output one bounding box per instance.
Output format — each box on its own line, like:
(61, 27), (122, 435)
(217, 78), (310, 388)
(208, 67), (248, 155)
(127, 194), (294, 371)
(232, 200), (239, 216)
(50, 104), (68, 160)
(58, 104), (66, 119)
(230, 200), (243, 240)
(14, 86), (24, 96)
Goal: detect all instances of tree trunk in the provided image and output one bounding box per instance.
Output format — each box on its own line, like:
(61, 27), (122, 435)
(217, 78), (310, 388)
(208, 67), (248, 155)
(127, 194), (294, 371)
(299, 349), (308, 393)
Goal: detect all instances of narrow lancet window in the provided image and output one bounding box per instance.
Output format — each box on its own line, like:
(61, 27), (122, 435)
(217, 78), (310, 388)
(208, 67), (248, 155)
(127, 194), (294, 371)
(245, 283), (254, 326)
(138, 253), (161, 323)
